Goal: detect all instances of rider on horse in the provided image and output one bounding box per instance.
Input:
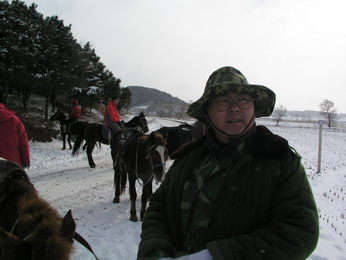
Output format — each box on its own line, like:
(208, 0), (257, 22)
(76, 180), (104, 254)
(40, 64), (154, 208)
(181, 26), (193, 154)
(103, 96), (126, 148)
(65, 99), (81, 132)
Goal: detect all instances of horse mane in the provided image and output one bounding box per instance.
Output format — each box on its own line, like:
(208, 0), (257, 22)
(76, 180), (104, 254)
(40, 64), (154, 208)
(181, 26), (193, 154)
(0, 173), (75, 260)
(136, 132), (166, 150)
(18, 182), (74, 259)
(150, 132), (166, 147)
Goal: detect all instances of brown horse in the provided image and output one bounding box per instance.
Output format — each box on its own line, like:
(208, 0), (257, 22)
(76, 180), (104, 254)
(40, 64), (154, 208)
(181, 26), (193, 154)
(112, 131), (166, 222)
(72, 112), (149, 168)
(0, 159), (76, 260)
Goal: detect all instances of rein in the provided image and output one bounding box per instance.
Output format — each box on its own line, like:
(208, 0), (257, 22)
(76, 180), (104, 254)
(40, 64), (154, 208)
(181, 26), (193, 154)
(10, 216), (38, 242)
(74, 232), (100, 260)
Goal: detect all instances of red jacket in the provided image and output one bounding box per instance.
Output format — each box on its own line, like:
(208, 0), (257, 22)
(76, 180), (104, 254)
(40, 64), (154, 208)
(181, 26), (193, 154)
(103, 101), (121, 126)
(0, 104), (30, 167)
(68, 100), (81, 119)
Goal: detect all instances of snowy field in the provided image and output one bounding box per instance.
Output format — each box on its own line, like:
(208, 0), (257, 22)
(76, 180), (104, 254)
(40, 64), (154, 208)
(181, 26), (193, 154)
(25, 116), (346, 260)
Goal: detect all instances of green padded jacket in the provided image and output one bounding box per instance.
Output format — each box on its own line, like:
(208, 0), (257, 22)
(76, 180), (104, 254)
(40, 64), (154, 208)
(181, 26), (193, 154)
(137, 125), (319, 260)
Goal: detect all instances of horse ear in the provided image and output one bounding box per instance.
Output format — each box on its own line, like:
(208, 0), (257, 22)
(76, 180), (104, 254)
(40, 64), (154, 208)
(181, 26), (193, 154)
(60, 210), (76, 240)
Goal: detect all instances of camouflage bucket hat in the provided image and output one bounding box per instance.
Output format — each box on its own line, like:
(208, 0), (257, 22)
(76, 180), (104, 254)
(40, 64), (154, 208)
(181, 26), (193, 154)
(187, 66), (276, 123)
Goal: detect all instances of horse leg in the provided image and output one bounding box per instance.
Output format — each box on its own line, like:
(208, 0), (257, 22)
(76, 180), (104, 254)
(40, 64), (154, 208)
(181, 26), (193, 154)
(140, 181), (153, 221)
(86, 141), (96, 168)
(128, 175), (138, 222)
(61, 133), (66, 150)
(67, 133), (72, 150)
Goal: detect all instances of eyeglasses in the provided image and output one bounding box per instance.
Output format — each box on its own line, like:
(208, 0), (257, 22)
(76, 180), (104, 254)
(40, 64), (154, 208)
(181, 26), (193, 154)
(208, 96), (255, 112)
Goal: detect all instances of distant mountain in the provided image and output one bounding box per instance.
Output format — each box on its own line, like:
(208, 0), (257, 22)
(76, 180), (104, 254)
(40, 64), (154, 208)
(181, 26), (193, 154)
(127, 86), (188, 107)
(126, 86), (189, 117)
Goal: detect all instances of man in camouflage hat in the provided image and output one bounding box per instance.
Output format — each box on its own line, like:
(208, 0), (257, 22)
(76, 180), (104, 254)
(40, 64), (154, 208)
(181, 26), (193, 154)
(137, 66), (319, 260)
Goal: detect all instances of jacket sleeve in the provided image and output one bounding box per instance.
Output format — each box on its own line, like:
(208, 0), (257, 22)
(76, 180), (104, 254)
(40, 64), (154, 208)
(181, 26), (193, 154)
(207, 150), (319, 260)
(17, 119), (30, 167)
(137, 167), (178, 259)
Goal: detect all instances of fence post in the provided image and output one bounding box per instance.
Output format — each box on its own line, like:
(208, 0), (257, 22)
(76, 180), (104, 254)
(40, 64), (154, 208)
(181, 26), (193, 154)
(317, 120), (324, 173)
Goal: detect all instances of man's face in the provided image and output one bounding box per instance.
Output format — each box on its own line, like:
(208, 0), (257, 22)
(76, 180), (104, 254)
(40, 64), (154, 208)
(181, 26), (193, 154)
(206, 92), (255, 143)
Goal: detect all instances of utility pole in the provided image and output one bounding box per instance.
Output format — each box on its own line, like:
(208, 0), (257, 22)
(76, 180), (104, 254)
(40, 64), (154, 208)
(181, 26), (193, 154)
(317, 120), (325, 173)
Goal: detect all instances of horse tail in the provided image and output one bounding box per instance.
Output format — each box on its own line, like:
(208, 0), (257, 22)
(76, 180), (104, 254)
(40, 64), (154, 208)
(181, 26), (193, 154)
(120, 165), (127, 195)
(72, 135), (83, 156)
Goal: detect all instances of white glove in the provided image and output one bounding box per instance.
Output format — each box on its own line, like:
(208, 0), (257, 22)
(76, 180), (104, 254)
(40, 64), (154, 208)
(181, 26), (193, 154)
(175, 249), (212, 260)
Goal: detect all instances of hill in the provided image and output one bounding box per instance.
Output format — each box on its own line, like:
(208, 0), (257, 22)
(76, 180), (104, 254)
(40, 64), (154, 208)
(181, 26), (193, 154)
(127, 86), (189, 117)
(127, 86), (188, 107)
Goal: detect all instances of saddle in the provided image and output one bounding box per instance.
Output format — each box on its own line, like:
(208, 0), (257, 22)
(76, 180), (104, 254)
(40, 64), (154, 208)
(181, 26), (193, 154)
(101, 126), (113, 141)
(0, 159), (30, 185)
(178, 123), (193, 145)
(102, 125), (143, 151)
(101, 122), (127, 142)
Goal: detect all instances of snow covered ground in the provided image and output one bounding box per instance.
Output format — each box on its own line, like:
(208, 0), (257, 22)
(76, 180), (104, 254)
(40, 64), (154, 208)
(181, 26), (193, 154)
(25, 116), (346, 260)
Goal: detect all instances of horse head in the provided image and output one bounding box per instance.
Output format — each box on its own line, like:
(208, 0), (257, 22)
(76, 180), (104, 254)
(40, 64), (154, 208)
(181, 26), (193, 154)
(144, 132), (167, 182)
(136, 112), (149, 133)
(0, 210), (75, 260)
(0, 160), (76, 260)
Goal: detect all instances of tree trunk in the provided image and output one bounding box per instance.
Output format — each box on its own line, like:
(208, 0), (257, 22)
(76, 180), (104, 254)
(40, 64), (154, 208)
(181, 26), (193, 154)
(45, 95), (49, 121)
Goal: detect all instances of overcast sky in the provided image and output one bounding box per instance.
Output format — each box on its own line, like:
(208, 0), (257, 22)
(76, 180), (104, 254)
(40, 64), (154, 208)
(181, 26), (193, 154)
(23, 0), (346, 113)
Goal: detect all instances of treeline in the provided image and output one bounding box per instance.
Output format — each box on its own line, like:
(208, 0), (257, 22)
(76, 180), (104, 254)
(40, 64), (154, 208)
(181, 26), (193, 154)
(0, 0), (131, 119)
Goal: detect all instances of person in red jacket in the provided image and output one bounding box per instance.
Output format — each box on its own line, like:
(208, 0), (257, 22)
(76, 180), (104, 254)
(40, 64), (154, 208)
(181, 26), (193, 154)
(65, 99), (81, 132)
(68, 99), (81, 121)
(103, 96), (125, 147)
(0, 90), (30, 168)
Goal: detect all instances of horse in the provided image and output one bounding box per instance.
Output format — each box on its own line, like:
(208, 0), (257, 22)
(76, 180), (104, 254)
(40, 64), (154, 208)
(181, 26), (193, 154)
(0, 159), (76, 260)
(155, 120), (207, 158)
(72, 112), (149, 168)
(49, 110), (90, 150)
(112, 130), (166, 222)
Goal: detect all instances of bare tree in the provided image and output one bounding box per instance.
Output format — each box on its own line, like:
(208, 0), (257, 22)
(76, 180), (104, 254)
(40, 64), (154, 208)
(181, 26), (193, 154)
(272, 104), (287, 126)
(319, 99), (337, 129)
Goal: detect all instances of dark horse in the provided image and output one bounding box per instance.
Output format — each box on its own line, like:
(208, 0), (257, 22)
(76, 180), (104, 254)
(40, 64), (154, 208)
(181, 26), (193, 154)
(72, 112), (149, 168)
(155, 120), (207, 158)
(112, 130), (166, 222)
(0, 159), (76, 260)
(49, 110), (90, 150)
